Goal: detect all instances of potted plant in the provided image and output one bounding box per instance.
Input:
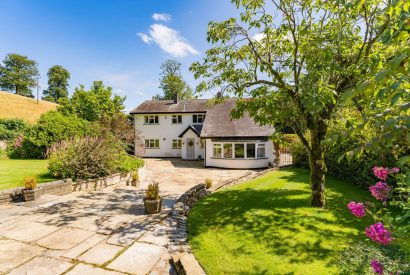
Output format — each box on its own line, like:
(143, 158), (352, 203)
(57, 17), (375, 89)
(131, 170), (139, 187)
(205, 178), (213, 189)
(22, 176), (40, 201)
(143, 182), (162, 214)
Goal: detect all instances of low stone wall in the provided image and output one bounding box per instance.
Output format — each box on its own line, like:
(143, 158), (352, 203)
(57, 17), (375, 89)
(0, 179), (72, 204)
(169, 184), (209, 274)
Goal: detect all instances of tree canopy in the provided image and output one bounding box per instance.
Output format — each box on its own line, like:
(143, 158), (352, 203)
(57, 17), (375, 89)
(43, 65), (70, 103)
(0, 53), (39, 97)
(154, 59), (194, 100)
(58, 81), (125, 122)
(190, 0), (407, 207)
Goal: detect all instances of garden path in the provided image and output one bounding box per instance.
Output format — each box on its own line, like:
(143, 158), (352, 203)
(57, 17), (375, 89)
(0, 159), (253, 275)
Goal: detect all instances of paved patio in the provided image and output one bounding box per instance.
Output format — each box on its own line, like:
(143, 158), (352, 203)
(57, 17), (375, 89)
(0, 158), (254, 275)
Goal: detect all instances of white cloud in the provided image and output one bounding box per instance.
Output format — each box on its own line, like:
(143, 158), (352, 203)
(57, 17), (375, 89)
(152, 13), (171, 22)
(137, 33), (154, 44)
(252, 33), (265, 42)
(138, 24), (199, 58)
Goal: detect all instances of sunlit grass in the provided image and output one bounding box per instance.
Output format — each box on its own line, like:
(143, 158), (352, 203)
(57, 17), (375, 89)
(188, 168), (373, 274)
(0, 159), (56, 190)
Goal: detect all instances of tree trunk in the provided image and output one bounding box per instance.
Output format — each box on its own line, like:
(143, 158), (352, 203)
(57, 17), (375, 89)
(273, 141), (280, 167)
(308, 129), (327, 208)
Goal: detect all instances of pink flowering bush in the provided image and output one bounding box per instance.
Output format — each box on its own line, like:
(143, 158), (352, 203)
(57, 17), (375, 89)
(14, 134), (24, 148)
(347, 201), (366, 218)
(372, 166), (389, 181)
(365, 223), (393, 245)
(369, 182), (391, 202)
(371, 259), (384, 275)
(345, 166), (409, 274)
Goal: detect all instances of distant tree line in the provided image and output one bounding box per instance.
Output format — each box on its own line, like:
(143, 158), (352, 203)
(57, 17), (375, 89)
(0, 53), (70, 103)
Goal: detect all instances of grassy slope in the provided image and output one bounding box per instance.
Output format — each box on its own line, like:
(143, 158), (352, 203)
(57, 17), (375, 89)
(188, 168), (373, 275)
(0, 91), (57, 123)
(0, 159), (55, 190)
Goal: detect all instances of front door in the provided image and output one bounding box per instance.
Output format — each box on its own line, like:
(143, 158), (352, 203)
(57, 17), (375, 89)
(186, 138), (195, 159)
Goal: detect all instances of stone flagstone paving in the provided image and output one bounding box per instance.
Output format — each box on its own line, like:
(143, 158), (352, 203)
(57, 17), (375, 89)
(0, 159), (254, 274)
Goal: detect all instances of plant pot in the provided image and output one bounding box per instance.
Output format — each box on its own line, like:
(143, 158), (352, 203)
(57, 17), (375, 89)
(22, 188), (41, 201)
(143, 197), (162, 214)
(131, 180), (139, 187)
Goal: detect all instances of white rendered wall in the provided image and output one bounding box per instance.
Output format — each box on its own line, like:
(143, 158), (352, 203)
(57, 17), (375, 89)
(204, 139), (275, 169)
(134, 113), (204, 158)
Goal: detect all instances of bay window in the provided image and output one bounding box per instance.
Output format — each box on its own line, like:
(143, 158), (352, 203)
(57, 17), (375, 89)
(234, 144), (245, 158)
(213, 144), (222, 158)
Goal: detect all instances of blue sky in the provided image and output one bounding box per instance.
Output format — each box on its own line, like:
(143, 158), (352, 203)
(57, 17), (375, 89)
(0, 0), (238, 111)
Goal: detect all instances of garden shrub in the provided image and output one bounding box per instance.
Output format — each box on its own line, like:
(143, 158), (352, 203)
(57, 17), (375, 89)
(7, 136), (44, 159)
(0, 118), (28, 140)
(48, 135), (143, 180)
(23, 176), (37, 190)
(29, 110), (93, 148)
(145, 182), (160, 200)
(289, 125), (407, 188)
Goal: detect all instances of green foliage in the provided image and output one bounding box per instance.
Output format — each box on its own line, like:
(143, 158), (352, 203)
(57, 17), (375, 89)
(48, 135), (143, 180)
(58, 81), (125, 122)
(7, 138), (44, 159)
(0, 118), (28, 140)
(145, 182), (160, 200)
(117, 154), (144, 173)
(154, 59), (194, 100)
(42, 65), (70, 102)
(23, 176), (37, 190)
(337, 242), (410, 274)
(0, 53), (39, 97)
(131, 171), (139, 183)
(28, 111), (92, 149)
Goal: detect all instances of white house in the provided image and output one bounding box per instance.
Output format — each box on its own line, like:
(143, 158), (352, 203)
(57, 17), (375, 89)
(130, 98), (275, 169)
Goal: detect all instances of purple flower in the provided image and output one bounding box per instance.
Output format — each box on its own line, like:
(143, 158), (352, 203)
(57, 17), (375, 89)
(372, 167), (389, 181)
(14, 134), (24, 148)
(369, 182), (391, 202)
(365, 223), (393, 245)
(347, 201), (366, 218)
(371, 259), (384, 274)
(389, 167), (400, 173)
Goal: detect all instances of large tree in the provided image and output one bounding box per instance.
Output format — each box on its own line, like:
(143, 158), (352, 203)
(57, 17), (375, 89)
(43, 65), (70, 103)
(154, 59), (194, 100)
(0, 53), (39, 97)
(191, 0), (404, 207)
(58, 81), (125, 122)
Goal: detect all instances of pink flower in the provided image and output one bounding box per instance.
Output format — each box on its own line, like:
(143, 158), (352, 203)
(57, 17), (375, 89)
(14, 135), (24, 148)
(369, 182), (391, 202)
(372, 167), (389, 181)
(365, 223), (393, 245)
(371, 259), (384, 274)
(347, 201), (366, 218)
(389, 167), (400, 173)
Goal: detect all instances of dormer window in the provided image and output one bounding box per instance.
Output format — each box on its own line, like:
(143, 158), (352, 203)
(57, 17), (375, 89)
(144, 115), (159, 124)
(193, 114), (205, 124)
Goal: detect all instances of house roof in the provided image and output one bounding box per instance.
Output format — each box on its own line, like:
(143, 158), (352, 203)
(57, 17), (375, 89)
(178, 125), (202, 138)
(200, 100), (274, 138)
(130, 99), (208, 114)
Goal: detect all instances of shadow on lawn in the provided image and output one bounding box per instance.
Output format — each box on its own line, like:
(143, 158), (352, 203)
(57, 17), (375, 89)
(188, 168), (371, 272)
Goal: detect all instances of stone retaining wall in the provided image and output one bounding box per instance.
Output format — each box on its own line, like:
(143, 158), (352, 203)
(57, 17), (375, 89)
(0, 179), (72, 204)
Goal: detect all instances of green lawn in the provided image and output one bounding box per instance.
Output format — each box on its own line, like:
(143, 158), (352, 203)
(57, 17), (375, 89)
(0, 159), (56, 190)
(188, 168), (373, 275)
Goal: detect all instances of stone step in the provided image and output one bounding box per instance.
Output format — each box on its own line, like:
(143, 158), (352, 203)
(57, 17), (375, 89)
(171, 253), (205, 275)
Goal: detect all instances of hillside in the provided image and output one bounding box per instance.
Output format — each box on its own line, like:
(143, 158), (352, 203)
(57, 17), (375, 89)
(0, 91), (58, 123)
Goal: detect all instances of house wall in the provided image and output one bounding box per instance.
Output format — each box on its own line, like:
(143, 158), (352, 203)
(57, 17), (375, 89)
(134, 113), (205, 158)
(204, 138), (275, 169)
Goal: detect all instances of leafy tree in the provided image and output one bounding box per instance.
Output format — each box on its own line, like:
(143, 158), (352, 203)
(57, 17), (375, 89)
(0, 53), (39, 97)
(43, 65), (70, 102)
(58, 81), (125, 122)
(154, 59), (194, 100)
(191, 0), (404, 207)
(28, 110), (92, 149)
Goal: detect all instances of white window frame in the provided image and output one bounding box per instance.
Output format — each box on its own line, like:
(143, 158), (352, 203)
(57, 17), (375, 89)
(172, 115), (182, 124)
(246, 143), (256, 159)
(257, 144), (266, 158)
(144, 115), (159, 124)
(223, 144), (233, 159)
(213, 143), (222, 158)
(145, 139), (160, 148)
(172, 139), (182, 149)
(193, 114), (206, 124)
